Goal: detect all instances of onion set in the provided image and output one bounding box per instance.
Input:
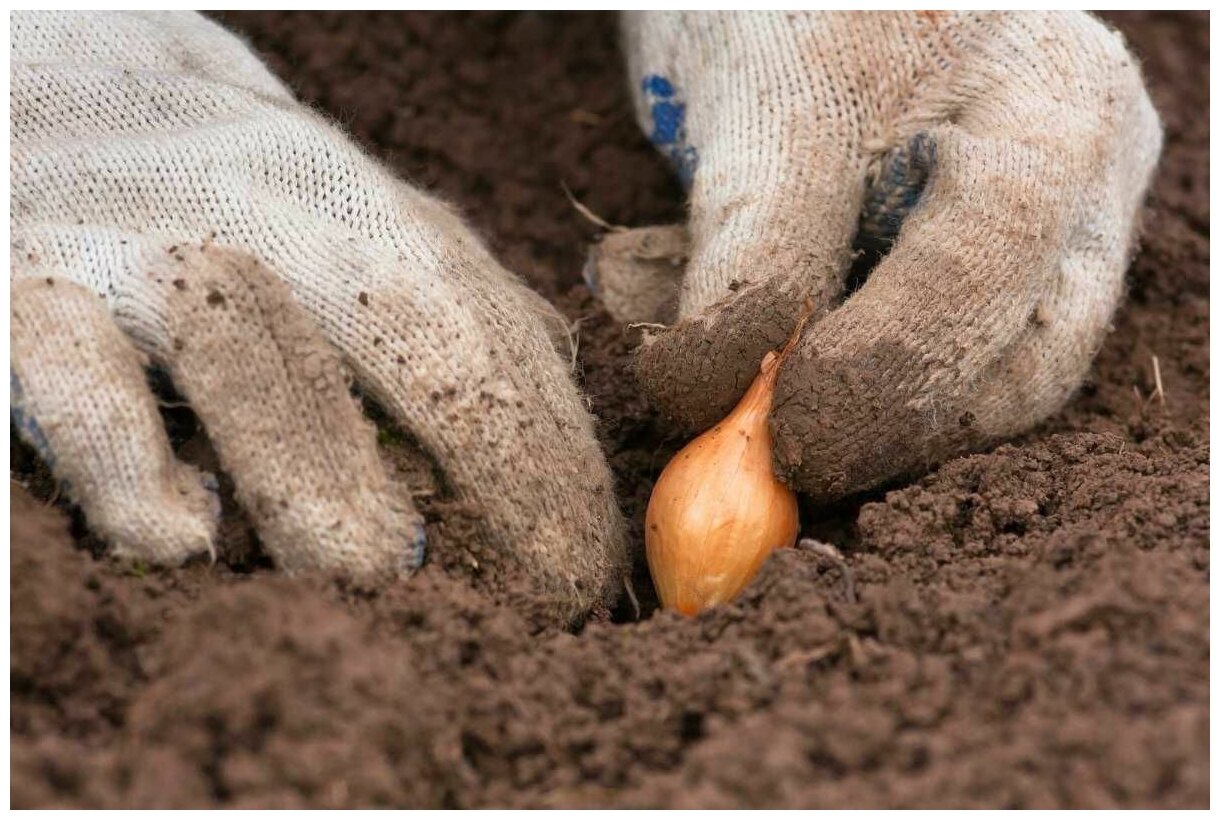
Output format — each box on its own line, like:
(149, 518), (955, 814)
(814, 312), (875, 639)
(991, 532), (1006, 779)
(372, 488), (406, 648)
(645, 308), (811, 615)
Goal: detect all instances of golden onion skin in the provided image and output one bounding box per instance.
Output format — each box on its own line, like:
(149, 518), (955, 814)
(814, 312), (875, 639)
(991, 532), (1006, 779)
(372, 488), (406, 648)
(645, 353), (800, 615)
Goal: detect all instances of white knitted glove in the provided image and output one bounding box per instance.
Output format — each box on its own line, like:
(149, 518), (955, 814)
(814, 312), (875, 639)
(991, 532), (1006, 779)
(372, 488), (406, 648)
(10, 11), (626, 621)
(595, 12), (1162, 501)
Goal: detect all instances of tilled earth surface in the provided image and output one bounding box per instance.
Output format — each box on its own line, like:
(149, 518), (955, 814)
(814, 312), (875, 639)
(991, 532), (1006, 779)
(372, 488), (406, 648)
(10, 11), (1209, 808)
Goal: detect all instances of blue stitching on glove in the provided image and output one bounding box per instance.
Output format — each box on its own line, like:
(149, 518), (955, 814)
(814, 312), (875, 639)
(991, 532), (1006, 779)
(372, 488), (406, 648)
(858, 131), (936, 248)
(846, 132), (937, 295)
(642, 75), (675, 97)
(650, 100), (684, 144)
(406, 521), (428, 571)
(641, 74), (698, 189)
(10, 370), (57, 471)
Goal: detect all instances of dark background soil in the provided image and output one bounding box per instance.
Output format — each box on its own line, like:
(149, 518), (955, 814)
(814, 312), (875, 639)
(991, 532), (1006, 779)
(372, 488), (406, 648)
(10, 11), (1209, 808)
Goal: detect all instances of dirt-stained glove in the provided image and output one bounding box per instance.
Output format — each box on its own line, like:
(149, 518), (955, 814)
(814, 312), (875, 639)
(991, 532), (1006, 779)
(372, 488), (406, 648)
(10, 11), (626, 622)
(593, 11), (1162, 501)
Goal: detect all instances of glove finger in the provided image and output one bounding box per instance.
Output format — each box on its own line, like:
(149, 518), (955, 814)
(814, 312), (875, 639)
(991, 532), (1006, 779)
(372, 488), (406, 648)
(12, 11), (290, 101)
(624, 12), (868, 316)
(10, 276), (217, 565)
(147, 244), (427, 581)
(622, 12), (872, 429)
(771, 26), (1162, 501)
(269, 195), (629, 625)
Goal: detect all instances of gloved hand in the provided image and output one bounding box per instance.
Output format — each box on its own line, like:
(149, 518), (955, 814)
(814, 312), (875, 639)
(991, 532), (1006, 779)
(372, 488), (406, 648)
(594, 11), (1162, 501)
(10, 11), (626, 623)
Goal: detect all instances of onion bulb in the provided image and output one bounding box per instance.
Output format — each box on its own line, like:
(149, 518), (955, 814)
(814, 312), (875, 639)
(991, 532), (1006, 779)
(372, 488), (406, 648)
(645, 309), (811, 615)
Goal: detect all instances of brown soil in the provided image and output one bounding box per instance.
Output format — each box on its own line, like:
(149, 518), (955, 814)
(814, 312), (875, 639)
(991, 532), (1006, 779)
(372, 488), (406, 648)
(10, 11), (1209, 808)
